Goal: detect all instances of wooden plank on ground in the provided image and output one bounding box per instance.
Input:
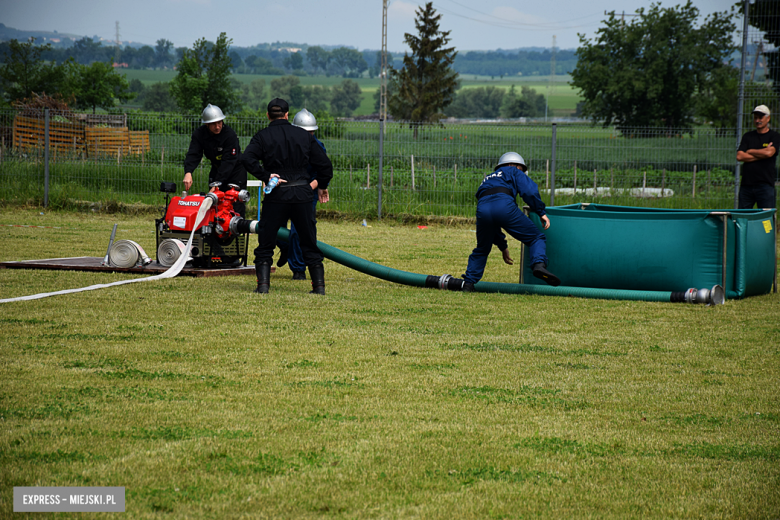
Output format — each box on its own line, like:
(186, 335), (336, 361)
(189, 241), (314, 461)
(0, 257), (261, 278)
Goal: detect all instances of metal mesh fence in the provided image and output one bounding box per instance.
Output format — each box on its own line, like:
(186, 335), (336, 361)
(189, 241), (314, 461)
(741, 0), (780, 130)
(0, 108), (754, 216)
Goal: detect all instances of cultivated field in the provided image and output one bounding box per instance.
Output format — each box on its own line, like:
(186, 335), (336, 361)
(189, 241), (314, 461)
(120, 70), (581, 117)
(1, 208), (778, 518)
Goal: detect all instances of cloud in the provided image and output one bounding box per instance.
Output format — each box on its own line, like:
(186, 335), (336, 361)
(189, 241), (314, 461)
(490, 6), (547, 26)
(388, 1), (418, 21)
(168, 0), (211, 5)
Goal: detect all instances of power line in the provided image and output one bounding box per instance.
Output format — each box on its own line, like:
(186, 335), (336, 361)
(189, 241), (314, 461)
(431, 1), (602, 31)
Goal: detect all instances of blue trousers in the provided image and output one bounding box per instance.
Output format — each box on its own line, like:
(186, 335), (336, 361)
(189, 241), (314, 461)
(286, 197), (319, 273)
(464, 196), (548, 284)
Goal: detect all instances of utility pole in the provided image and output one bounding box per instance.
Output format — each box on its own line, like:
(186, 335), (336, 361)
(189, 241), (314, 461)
(546, 35), (556, 122)
(378, 0), (388, 219)
(380, 0), (388, 121)
(114, 21), (121, 64)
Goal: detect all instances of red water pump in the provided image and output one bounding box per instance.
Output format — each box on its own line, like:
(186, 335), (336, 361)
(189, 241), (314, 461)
(155, 182), (251, 268)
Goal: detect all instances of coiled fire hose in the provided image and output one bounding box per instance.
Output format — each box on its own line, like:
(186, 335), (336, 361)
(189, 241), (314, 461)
(108, 239), (153, 268)
(156, 239), (190, 268)
(0, 198), (213, 303)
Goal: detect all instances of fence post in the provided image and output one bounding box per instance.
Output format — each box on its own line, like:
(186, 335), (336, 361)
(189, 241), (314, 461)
(411, 154), (415, 190)
(550, 123), (557, 206)
(661, 169), (666, 198)
(735, 0), (750, 209)
(546, 159), (549, 190)
(44, 108), (50, 208)
(692, 165), (697, 199)
(378, 118), (384, 219)
(573, 160), (577, 194)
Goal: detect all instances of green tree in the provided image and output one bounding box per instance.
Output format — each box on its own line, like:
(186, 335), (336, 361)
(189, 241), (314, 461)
(142, 81), (178, 112)
(330, 47), (368, 78)
(228, 50), (243, 72)
(570, 2), (735, 131)
(170, 32), (241, 114)
(500, 85), (545, 118)
(741, 0), (780, 91)
(284, 52), (304, 72)
(70, 36), (108, 64)
(68, 61), (134, 113)
(155, 39), (174, 69)
(300, 85), (331, 112)
(0, 38), (69, 102)
(270, 75), (301, 104)
(330, 79), (363, 116)
(239, 78), (266, 110)
(388, 2), (458, 135)
(306, 46), (330, 74)
(245, 55), (284, 75)
(445, 86), (503, 118)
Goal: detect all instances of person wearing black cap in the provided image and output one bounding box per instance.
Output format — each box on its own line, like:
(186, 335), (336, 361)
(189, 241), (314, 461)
(183, 104), (247, 216)
(737, 104), (779, 209)
(241, 98), (334, 294)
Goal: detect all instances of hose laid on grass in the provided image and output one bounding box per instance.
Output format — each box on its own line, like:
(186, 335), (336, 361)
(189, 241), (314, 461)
(0, 199), (213, 304)
(279, 228), (723, 304)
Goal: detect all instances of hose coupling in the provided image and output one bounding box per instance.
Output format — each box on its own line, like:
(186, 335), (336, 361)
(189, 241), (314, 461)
(672, 285), (725, 305)
(205, 192), (219, 207)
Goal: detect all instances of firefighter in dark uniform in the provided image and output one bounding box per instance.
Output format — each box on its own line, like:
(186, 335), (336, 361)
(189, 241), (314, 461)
(241, 98), (333, 295)
(461, 152), (561, 291)
(183, 104), (247, 216)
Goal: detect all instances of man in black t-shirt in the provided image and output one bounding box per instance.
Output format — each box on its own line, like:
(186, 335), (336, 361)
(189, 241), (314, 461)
(183, 104), (247, 216)
(737, 104), (779, 209)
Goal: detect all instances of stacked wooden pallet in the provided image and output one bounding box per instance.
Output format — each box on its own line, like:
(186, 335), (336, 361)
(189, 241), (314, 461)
(12, 115), (150, 158)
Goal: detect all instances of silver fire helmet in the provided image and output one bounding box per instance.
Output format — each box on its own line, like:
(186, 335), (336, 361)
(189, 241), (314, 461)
(496, 152), (527, 172)
(292, 108), (318, 131)
(201, 104), (226, 124)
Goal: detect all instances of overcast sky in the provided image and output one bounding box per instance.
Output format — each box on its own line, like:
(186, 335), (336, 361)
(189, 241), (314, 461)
(0, 0), (739, 52)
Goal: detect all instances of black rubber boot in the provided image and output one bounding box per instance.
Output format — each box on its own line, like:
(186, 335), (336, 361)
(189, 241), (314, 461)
(292, 271), (307, 280)
(462, 281), (475, 292)
(254, 262), (271, 293)
(276, 245), (289, 268)
(532, 262), (561, 287)
(309, 264), (325, 295)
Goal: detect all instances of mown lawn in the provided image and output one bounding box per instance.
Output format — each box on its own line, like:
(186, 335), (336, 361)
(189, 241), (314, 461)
(1, 208), (778, 519)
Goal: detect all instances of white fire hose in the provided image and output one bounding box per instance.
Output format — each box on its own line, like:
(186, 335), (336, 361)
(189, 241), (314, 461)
(0, 198), (213, 304)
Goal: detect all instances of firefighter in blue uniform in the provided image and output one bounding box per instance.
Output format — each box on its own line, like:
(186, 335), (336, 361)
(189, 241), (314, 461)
(182, 104), (247, 216)
(461, 152), (561, 291)
(277, 109), (326, 280)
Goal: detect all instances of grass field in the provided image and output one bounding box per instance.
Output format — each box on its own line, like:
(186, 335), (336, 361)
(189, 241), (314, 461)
(1, 208), (778, 518)
(121, 70), (581, 117)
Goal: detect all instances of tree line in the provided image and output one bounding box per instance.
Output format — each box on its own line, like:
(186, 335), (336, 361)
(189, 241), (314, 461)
(1, 0), (775, 130)
(0, 32), (580, 79)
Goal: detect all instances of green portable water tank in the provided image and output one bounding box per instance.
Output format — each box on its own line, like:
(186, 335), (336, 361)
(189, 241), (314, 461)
(522, 204), (777, 299)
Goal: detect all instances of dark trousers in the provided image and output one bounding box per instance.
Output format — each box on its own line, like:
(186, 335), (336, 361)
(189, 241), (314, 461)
(738, 183), (776, 209)
(464, 196), (548, 285)
(254, 200), (323, 266)
(286, 197), (319, 272)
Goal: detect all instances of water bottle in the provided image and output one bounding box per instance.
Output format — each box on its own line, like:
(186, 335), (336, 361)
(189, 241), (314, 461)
(263, 177), (280, 194)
